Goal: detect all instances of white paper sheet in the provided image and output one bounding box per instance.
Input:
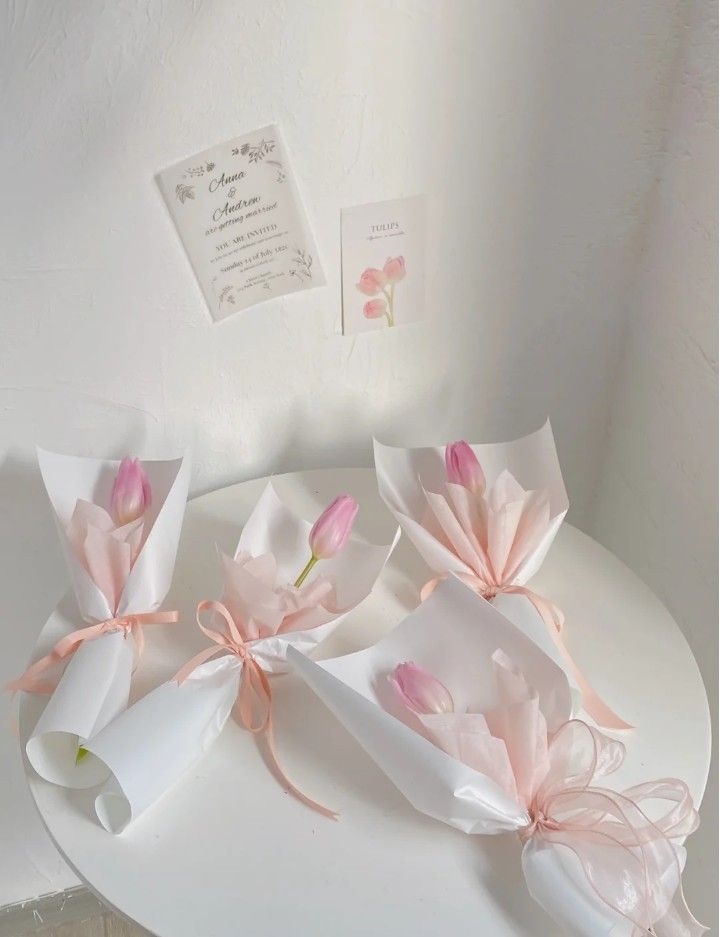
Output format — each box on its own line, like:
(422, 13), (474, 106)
(157, 125), (325, 322)
(288, 577), (642, 935)
(24, 451), (191, 789)
(340, 195), (426, 334)
(86, 481), (400, 831)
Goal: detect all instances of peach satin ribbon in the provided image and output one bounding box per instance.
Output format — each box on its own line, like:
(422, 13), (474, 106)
(520, 720), (705, 935)
(421, 572), (632, 731)
(6, 611), (180, 695)
(174, 599), (337, 820)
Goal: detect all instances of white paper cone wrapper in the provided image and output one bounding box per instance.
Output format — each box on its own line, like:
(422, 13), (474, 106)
(289, 576), (573, 835)
(87, 481), (399, 832)
(88, 655), (241, 833)
(26, 609), (134, 789)
(373, 420), (568, 586)
(24, 451), (191, 788)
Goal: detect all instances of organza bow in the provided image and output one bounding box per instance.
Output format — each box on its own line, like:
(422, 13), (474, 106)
(521, 719), (706, 936)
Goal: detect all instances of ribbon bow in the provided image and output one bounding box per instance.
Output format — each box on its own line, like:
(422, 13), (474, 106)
(521, 720), (706, 936)
(422, 571), (631, 730)
(6, 610), (179, 695)
(174, 599), (337, 820)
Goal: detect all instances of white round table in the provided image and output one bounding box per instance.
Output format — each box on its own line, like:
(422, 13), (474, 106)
(20, 469), (711, 937)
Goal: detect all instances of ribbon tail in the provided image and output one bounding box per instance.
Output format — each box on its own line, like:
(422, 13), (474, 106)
(512, 588), (632, 731)
(263, 715), (339, 820)
(5, 652), (63, 695)
(241, 659), (338, 820)
(5, 620), (113, 695)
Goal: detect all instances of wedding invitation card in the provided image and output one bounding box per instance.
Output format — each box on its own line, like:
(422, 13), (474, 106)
(340, 195), (426, 334)
(158, 125), (324, 322)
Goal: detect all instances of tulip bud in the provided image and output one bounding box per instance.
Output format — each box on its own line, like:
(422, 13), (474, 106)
(110, 457), (151, 526)
(382, 256), (406, 283)
(363, 298), (387, 320)
(356, 268), (387, 296)
(309, 495), (359, 559)
(445, 441), (486, 495)
(390, 662), (454, 715)
(294, 495), (359, 587)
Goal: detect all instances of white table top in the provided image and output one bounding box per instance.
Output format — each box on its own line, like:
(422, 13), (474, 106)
(20, 468), (711, 937)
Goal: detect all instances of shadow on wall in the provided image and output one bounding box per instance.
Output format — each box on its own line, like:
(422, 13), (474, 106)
(0, 453), (72, 897)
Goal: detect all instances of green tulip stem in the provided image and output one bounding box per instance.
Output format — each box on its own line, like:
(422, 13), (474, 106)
(294, 554), (319, 588)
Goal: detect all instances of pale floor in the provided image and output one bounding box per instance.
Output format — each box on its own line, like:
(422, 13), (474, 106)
(29, 915), (147, 937)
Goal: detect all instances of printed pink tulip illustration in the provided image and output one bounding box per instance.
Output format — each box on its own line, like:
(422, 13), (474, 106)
(363, 299), (387, 319)
(357, 256), (407, 327)
(445, 441), (486, 495)
(294, 495), (359, 586)
(390, 662), (454, 715)
(111, 457), (152, 526)
(356, 268), (387, 296)
(383, 256), (406, 283)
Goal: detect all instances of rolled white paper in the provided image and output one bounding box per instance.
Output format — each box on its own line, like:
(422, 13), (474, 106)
(24, 450), (191, 789)
(86, 481), (400, 831)
(92, 655), (241, 832)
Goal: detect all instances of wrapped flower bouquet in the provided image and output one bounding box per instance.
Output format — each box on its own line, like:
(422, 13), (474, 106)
(10, 449), (191, 788)
(291, 577), (705, 936)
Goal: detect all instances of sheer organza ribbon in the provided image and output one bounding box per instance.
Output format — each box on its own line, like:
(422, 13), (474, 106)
(521, 719), (706, 936)
(174, 599), (338, 820)
(6, 610), (180, 695)
(422, 571), (631, 730)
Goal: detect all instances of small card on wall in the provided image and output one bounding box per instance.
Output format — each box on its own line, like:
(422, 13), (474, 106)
(341, 195), (426, 334)
(158, 125), (324, 322)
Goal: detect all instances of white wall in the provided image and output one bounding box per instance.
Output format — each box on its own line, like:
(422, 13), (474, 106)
(0, 0), (713, 915)
(592, 0), (717, 926)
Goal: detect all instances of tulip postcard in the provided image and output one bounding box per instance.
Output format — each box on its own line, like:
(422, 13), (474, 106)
(340, 195), (426, 334)
(158, 124), (325, 322)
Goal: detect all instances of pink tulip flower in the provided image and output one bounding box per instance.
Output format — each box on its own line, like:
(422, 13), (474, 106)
(363, 299), (387, 320)
(390, 661), (455, 715)
(295, 495), (359, 586)
(356, 268), (387, 296)
(382, 256), (406, 283)
(309, 495), (359, 559)
(445, 441), (486, 496)
(110, 457), (151, 526)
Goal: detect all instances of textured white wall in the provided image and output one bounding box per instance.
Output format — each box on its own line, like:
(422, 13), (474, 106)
(0, 0), (712, 914)
(592, 0), (718, 926)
